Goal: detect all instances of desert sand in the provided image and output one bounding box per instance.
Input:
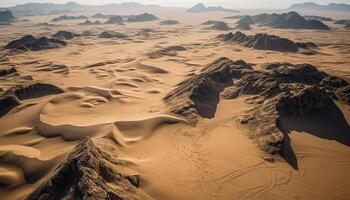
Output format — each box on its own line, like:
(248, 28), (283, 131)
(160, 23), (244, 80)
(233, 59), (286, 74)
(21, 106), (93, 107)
(0, 6), (350, 200)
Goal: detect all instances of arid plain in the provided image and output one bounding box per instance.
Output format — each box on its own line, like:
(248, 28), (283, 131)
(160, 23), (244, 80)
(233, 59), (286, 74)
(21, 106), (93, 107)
(0, 4), (350, 200)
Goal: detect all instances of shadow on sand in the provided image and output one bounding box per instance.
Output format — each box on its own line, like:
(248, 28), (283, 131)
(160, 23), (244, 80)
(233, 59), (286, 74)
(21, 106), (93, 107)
(278, 102), (350, 170)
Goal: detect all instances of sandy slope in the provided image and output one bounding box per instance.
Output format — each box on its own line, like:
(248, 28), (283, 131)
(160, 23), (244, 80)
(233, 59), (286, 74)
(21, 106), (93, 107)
(0, 9), (350, 200)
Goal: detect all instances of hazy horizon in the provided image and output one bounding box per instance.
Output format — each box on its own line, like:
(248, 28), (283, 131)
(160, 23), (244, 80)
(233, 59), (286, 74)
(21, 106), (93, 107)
(0, 0), (350, 9)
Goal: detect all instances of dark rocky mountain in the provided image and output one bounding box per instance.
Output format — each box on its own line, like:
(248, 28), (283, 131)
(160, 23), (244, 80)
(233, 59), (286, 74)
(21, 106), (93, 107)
(26, 137), (152, 200)
(0, 10), (15, 22)
(218, 31), (317, 52)
(235, 22), (251, 30)
(104, 16), (124, 25)
(52, 31), (75, 40)
(99, 31), (128, 39)
(0, 2), (162, 16)
(164, 57), (350, 155)
(187, 3), (239, 13)
(252, 11), (330, 30)
(51, 15), (88, 22)
(5, 35), (67, 51)
(236, 16), (253, 25)
(288, 2), (350, 12)
(209, 21), (231, 31)
(126, 13), (159, 22)
(304, 15), (333, 21)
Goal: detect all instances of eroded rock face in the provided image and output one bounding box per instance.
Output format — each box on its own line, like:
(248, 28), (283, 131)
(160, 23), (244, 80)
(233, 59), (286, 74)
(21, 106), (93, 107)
(165, 57), (350, 154)
(164, 57), (252, 123)
(218, 31), (317, 52)
(26, 137), (152, 200)
(5, 35), (67, 51)
(0, 82), (63, 117)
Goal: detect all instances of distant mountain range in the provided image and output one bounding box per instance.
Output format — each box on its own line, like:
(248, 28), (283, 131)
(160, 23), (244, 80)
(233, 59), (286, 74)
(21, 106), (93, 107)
(0, 1), (161, 16)
(288, 2), (350, 12)
(187, 3), (239, 13)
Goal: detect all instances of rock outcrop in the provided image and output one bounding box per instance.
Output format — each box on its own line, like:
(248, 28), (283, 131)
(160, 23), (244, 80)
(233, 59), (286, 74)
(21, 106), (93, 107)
(187, 3), (239, 13)
(126, 13), (159, 22)
(0, 10), (15, 22)
(51, 15), (88, 22)
(5, 35), (67, 51)
(0, 82), (63, 117)
(334, 19), (350, 25)
(26, 137), (152, 200)
(104, 16), (124, 25)
(98, 31), (128, 39)
(236, 15), (253, 25)
(164, 57), (252, 123)
(218, 31), (317, 52)
(52, 31), (75, 40)
(159, 20), (179, 25)
(147, 46), (186, 59)
(234, 22), (251, 30)
(0, 67), (17, 77)
(251, 11), (330, 30)
(165, 57), (350, 155)
(209, 21), (230, 31)
(304, 15), (333, 21)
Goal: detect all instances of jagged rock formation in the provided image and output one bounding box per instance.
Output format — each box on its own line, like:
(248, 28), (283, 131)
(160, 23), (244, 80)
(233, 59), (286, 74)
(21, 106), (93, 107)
(104, 16), (124, 25)
(165, 58), (350, 154)
(0, 82), (63, 117)
(126, 13), (159, 22)
(334, 19), (350, 25)
(159, 20), (179, 25)
(187, 3), (239, 13)
(0, 10), (15, 22)
(209, 21), (230, 31)
(51, 15), (88, 22)
(251, 11), (330, 30)
(0, 67), (17, 77)
(99, 31), (128, 39)
(26, 137), (152, 200)
(164, 57), (252, 123)
(5, 35), (67, 51)
(304, 15), (333, 21)
(345, 24), (350, 29)
(218, 31), (317, 52)
(52, 31), (75, 40)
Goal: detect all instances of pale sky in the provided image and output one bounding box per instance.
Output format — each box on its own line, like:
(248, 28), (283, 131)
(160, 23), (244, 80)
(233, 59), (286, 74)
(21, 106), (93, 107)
(0, 0), (349, 9)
